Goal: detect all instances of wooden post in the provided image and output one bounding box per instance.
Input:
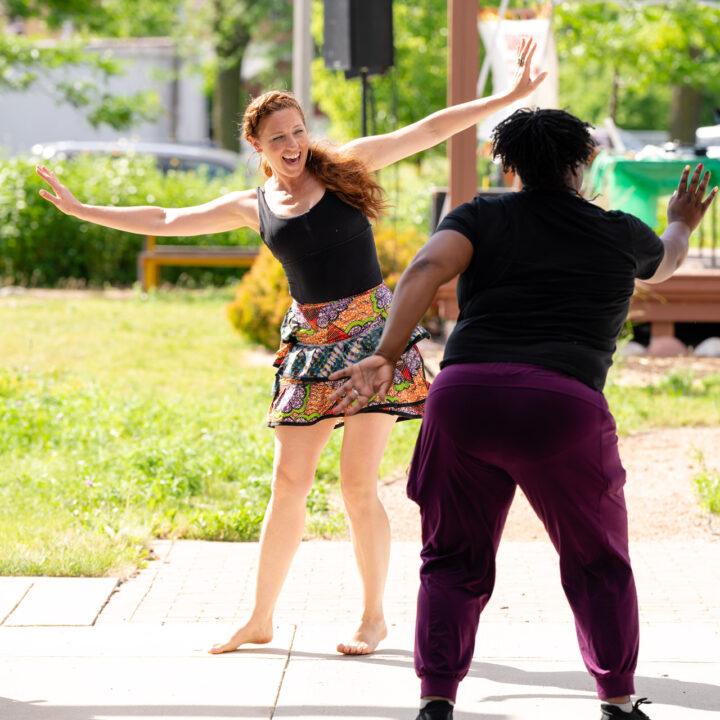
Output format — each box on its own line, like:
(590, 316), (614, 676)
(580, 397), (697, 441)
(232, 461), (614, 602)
(437, 0), (479, 321)
(140, 236), (160, 292)
(650, 321), (675, 340)
(448, 0), (479, 210)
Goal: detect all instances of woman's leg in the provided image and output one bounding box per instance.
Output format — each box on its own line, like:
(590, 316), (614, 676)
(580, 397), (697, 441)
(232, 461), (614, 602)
(210, 419), (335, 653)
(336, 412), (397, 655)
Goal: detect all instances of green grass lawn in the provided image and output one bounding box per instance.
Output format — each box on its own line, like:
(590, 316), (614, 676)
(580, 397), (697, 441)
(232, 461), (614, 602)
(1, 292), (719, 577)
(0, 291), (421, 576)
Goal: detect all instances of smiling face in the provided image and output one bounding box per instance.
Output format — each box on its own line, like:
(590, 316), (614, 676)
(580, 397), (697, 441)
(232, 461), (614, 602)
(251, 107), (309, 179)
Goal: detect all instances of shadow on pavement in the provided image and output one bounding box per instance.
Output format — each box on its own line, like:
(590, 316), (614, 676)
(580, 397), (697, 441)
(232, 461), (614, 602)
(266, 649), (719, 713)
(0, 699), (267, 718)
(467, 661), (720, 711)
(0, 698), (510, 719)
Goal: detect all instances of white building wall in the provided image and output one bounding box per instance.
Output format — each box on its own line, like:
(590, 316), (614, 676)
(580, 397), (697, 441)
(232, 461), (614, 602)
(0, 38), (208, 155)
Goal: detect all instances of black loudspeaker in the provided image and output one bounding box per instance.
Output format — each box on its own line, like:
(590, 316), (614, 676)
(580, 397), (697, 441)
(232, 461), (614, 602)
(323, 0), (393, 76)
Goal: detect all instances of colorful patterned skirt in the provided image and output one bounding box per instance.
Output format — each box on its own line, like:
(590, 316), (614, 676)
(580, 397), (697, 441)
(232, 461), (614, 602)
(268, 283), (430, 427)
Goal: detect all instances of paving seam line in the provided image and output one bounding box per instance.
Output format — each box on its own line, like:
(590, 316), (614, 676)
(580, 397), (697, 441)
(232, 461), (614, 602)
(0, 581), (34, 626)
(270, 624), (297, 719)
(114, 539), (177, 623)
(91, 578), (120, 626)
(133, 539), (177, 622)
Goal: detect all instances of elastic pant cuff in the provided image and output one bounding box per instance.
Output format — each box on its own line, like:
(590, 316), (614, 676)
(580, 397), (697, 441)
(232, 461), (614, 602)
(596, 674), (635, 700)
(420, 676), (460, 703)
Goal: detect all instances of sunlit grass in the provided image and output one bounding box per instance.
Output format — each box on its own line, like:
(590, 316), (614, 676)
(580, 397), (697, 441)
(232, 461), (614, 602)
(0, 292), (355, 576)
(692, 450), (720, 517)
(606, 368), (720, 435)
(2, 293), (719, 576)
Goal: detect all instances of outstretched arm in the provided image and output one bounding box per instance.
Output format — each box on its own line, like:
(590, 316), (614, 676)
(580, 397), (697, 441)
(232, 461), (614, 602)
(645, 163), (717, 284)
(342, 38), (547, 172)
(36, 165), (260, 236)
(329, 229), (473, 414)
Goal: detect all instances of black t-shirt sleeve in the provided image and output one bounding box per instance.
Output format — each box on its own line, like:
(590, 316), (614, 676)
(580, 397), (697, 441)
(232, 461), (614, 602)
(436, 199), (478, 247)
(625, 213), (665, 279)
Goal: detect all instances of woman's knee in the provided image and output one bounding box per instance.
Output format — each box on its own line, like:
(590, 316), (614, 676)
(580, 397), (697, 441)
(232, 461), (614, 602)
(271, 465), (314, 500)
(340, 475), (379, 514)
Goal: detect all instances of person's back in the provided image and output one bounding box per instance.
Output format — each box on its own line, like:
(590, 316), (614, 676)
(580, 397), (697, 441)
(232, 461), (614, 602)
(441, 188), (663, 390)
(329, 106), (716, 720)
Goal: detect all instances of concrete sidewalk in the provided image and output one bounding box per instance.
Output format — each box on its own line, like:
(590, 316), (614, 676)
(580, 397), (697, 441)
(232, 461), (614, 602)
(1, 539), (719, 719)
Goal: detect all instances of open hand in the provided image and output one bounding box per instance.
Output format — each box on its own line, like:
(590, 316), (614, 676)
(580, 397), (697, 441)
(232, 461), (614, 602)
(328, 355), (395, 416)
(510, 38), (548, 101)
(36, 165), (80, 216)
(667, 164), (717, 233)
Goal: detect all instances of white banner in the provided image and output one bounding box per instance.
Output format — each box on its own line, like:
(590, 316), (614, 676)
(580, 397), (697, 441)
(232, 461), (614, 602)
(477, 17), (559, 139)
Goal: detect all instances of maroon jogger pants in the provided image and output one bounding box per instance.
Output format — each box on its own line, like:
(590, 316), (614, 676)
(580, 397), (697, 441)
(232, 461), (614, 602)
(407, 362), (638, 702)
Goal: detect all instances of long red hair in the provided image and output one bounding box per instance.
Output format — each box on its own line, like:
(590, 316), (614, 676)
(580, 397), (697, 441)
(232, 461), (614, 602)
(241, 91), (387, 222)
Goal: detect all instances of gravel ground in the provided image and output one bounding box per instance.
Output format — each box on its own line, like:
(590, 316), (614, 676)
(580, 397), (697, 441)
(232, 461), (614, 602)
(379, 425), (720, 543)
(378, 344), (720, 544)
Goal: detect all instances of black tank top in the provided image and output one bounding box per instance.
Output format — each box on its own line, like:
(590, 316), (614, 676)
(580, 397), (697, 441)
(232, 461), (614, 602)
(257, 187), (383, 304)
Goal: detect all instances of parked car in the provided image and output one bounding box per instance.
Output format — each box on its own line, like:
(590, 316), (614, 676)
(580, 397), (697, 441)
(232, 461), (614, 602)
(30, 140), (243, 178)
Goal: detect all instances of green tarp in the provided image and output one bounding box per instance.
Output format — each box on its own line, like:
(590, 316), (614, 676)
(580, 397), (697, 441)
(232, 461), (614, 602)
(588, 152), (720, 226)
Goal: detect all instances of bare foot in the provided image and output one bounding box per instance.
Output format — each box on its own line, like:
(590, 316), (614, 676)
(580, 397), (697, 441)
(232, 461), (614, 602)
(209, 621), (273, 654)
(336, 618), (387, 655)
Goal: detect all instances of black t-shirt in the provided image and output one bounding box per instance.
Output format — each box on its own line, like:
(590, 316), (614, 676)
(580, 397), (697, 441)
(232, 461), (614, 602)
(437, 189), (665, 390)
(257, 187), (383, 304)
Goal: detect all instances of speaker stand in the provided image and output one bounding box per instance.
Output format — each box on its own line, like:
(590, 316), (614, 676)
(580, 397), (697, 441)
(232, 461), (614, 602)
(361, 69), (369, 137)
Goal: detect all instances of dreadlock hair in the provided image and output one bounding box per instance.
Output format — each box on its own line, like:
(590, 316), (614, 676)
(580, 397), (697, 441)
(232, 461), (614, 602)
(491, 108), (596, 192)
(242, 90), (388, 222)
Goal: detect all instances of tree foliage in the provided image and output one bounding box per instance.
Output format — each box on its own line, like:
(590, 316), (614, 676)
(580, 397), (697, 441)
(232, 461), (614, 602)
(0, 0), (178, 131)
(3, 0), (180, 36)
(1, 0), (294, 148)
(310, 0), (448, 160)
(186, 0), (292, 151)
(556, 1), (720, 90)
(0, 32), (162, 130)
(555, 1), (720, 136)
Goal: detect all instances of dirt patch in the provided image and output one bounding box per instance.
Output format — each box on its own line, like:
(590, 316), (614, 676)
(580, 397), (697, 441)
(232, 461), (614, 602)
(615, 355), (720, 385)
(378, 353), (720, 544)
(379, 426), (720, 543)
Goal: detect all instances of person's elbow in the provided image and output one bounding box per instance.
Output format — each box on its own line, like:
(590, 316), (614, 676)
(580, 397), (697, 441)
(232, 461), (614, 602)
(403, 254), (452, 288)
(644, 235), (688, 284)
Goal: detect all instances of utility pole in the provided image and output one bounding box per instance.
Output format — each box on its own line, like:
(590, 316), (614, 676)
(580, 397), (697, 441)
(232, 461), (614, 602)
(293, 0), (313, 119)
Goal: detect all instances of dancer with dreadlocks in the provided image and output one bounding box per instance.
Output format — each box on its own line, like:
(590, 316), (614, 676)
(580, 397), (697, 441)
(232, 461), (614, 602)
(331, 106), (717, 719)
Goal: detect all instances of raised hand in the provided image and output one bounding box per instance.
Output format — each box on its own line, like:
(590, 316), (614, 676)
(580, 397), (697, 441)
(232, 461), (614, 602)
(328, 354), (395, 416)
(667, 164), (718, 233)
(510, 38), (548, 101)
(36, 165), (81, 216)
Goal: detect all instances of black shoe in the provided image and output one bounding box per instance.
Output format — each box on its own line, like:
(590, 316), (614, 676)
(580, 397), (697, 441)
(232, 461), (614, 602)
(416, 699), (454, 720)
(600, 698), (652, 719)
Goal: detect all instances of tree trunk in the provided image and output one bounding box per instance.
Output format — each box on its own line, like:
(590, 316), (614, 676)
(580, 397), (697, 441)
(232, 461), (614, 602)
(670, 84), (703, 145)
(609, 66), (619, 123)
(670, 46), (703, 146)
(212, 56), (244, 152)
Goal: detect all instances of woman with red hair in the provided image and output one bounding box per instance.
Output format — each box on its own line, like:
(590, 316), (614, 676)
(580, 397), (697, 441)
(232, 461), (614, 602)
(37, 39), (545, 656)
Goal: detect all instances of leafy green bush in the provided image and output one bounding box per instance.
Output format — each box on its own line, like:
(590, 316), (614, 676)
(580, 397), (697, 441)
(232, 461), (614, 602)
(226, 243), (290, 349)
(693, 451), (720, 516)
(226, 222), (430, 349)
(0, 153), (261, 286)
